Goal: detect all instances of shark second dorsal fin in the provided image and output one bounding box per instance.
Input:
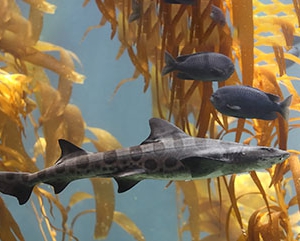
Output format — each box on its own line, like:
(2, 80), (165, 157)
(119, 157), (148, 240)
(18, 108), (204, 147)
(141, 118), (189, 144)
(56, 139), (87, 164)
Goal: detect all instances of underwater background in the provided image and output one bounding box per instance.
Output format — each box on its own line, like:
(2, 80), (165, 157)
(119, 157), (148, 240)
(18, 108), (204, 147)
(0, 0), (300, 240)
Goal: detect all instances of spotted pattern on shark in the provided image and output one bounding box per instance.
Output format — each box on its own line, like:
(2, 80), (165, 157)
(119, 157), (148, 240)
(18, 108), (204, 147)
(0, 118), (290, 205)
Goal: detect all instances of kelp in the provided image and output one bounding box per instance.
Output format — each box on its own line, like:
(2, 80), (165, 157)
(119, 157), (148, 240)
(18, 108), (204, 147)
(84, 0), (300, 240)
(1, 0), (300, 241)
(0, 0), (144, 240)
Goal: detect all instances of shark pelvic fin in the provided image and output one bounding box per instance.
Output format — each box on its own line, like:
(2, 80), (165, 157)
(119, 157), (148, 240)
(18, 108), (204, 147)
(114, 178), (141, 193)
(141, 118), (188, 144)
(45, 180), (71, 194)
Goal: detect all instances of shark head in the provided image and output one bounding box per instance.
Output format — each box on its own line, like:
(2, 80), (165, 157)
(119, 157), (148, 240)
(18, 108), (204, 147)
(220, 146), (290, 175)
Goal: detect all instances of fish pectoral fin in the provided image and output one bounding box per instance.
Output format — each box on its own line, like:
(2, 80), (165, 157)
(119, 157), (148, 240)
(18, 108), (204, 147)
(114, 178), (141, 193)
(226, 104), (241, 111)
(176, 72), (194, 80)
(210, 67), (224, 75)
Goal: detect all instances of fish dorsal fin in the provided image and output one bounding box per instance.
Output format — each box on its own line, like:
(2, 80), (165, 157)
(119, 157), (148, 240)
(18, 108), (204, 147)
(266, 93), (280, 102)
(176, 52), (204, 62)
(176, 54), (190, 62)
(56, 139), (87, 164)
(246, 85), (281, 102)
(141, 118), (189, 144)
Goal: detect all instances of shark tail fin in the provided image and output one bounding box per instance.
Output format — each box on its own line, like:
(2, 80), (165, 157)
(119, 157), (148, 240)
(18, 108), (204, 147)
(0, 172), (33, 205)
(279, 94), (292, 120)
(161, 51), (177, 75)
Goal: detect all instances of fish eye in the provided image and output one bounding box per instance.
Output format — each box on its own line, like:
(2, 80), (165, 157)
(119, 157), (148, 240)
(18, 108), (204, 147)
(211, 93), (218, 100)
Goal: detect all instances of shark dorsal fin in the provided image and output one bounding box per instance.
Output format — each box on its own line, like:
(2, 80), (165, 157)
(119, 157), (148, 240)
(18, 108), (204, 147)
(141, 118), (189, 144)
(56, 139), (87, 164)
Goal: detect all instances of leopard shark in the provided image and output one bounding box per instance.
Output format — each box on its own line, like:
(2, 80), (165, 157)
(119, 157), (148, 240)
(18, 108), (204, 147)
(0, 118), (289, 205)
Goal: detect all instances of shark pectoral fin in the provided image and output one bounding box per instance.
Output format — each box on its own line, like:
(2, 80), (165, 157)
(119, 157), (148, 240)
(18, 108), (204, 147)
(226, 104), (241, 111)
(114, 178), (141, 193)
(181, 157), (223, 178)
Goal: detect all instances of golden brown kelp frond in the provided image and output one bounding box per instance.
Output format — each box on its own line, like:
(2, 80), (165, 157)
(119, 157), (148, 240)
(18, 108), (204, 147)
(253, 2), (297, 75)
(22, 0), (57, 14)
(26, 122), (127, 241)
(31, 47), (85, 167)
(0, 197), (25, 241)
(113, 212), (146, 241)
(31, 64), (85, 167)
(0, 70), (34, 131)
(85, 127), (145, 240)
(114, 0), (159, 92)
(0, 70), (38, 172)
(0, 1), (127, 241)
(87, 125), (118, 239)
(231, 0), (254, 86)
(250, 66), (288, 147)
(175, 173), (298, 241)
(0, 0), (85, 84)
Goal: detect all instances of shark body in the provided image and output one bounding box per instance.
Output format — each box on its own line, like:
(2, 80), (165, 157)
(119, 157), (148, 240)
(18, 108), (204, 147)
(0, 118), (289, 205)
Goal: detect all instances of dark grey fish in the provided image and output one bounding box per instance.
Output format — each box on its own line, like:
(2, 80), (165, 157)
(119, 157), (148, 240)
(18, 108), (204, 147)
(285, 46), (299, 68)
(210, 85), (292, 120)
(210, 5), (226, 26)
(162, 51), (235, 81)
(0, 118), (289, 205)
(163, 0), (196, 4)
(129, 0), (142, 22)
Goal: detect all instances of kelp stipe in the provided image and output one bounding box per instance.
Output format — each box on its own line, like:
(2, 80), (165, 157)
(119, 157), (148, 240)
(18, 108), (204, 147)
(0, 0), (145, 240)
(89, 0), (300, 240)
(1, 0), (300, 241)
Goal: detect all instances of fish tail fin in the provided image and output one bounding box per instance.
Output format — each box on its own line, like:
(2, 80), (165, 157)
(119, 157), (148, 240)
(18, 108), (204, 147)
(0, 172), (33, 205)
(279, 94), (293, 120)
(161, 51), (177, 75)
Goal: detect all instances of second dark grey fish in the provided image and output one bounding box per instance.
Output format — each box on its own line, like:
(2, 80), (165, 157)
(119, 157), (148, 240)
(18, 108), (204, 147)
(210, 85), (292, 120)
(210, 5), (226, 26)
(129, 0), (141, 22)
(285, 46), (299, 68)
(162, 51), (235, 81)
